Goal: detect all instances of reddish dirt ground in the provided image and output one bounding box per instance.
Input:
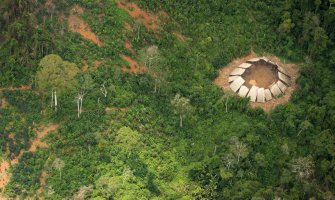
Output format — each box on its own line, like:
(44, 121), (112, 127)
(37, 169), (48, 197)
(0, 160), (10, 193)
(0, 85), (31, 91)
(0, 124), (59, 198)
(105, 107), (129, 112)
(68, 5), (103, 47)
(116, 1), (160, 31)
(120, 55), (147, 74)
(82, 60), (102, 71)
(124, 23), (134, 32)
(125, 41), (136, 55)
(0, 98), (6, 109)
(173, 32), (187, 42)
(214, 51), (299, 112)
(243, 64), (278, 88)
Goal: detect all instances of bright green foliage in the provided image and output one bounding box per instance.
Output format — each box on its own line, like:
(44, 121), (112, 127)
(115, 127), (143, 154)
(171, 94), (194, 128)
(36, 54), (80, 94)
(1, 0), (335, 199)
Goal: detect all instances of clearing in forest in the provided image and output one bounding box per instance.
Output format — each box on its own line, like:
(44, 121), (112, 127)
(116, 1), (164, 31)
(125, 40), (136, 55)
(67, 5), (103, 47)
(214, 51), (299, 112)
(0, 98), (6, 108)
(243, 63), (278, 88)
(0, 124), (59, 198)
(0, 85), (31, 91)
(105, 106), (129, 112)
(82, 60), (102, 71)
(120, 55), (147, 74)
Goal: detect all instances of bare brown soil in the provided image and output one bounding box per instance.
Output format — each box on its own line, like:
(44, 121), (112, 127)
(68, 5), (103, 47)
(82, 60), (102, 71)
(120, 55), (147, 74)
(124, 23), (134, 32)
(0, 85), (31, 91)
(105, 107), (129, 112)
(125, 40), (136, 55)
(213, 51), (299, 112)
(173, 32), (187, 42)
(243, 64), (278, 88)
(37, 168), (48, 197)
(0, 124), (59, 198)
(116, 1), (160, 31)
(0, 98), (6, 109)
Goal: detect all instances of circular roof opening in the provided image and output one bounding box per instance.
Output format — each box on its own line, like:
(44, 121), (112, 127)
(228, 57), (291, 103)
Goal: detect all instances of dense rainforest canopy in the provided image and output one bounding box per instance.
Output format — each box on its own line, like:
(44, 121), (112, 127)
(0, 0), (335, 199)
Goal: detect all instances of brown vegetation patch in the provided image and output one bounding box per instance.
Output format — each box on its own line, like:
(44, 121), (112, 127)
(125, 23), (134, 32)
(116, 1), (160, 31)
(105, 107), (129, 112)
(125, 41), (136, 55)
(0, 98), (6, 109)
(242, 63), (278, 88)
(213, 51), (299, 112)
(0, 160), (10, 192)
(120, 55), (147, 74)
(37, 169), (48, 197)
(82, 60), (102, 71)
(0, 85), (31, 91)
(68, 5), (103, 47)
(173, 32), (187, 42)
(0, 124), (59, 195)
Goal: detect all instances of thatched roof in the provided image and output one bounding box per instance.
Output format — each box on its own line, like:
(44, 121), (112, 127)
(257, 88), (265, 103)
(230, 68), (246, 76)
(229, 76), (245, 92)
(238, 85), (249, 97)
(247, 86), (258, 102)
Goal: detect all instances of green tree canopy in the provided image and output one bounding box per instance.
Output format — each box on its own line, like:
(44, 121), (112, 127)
(36, 54), (80, 94)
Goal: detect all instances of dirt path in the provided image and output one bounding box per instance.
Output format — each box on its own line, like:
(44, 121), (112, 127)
(0, 98), (6, 109)
(0, 124), (59, 199)
(0, 85), (31, 91)
(214, 51), (299, 112)
(173, 32), (188, 42)
(68, 5), (103, 47)
(120, 55), (147, 74)
(82, 60), (102, 71)
(243, 64), (278, 88)
(116, 1), (161, 31)
(125, 41), (136, 55)
(105, 107), (129, 112)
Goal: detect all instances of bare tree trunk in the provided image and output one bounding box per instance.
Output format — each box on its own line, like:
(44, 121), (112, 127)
(179, 115), (183, 128)
(54, 91), (57, 111)
(225, 96), (229, 113)
(195, 54), (199, 71)
(51, 90), (53, 108)
(80, 97), (83, 115)
(154, 81), (157, 93)
(100, 83), (107, 97)
(77, 97), (80, 118)
(213, 145), (217, 155)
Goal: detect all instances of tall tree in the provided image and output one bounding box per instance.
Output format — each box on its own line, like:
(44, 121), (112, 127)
(171, 93), (194, 128)
(36, 54), (79, 110)
(76, 73), (94, 118)
(139, 45), (167, 93)
(52, 158), (65, 180)
(291, 156), (314, 180)
(229, 136), (249, 164)
(115, 127), (142, 155)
